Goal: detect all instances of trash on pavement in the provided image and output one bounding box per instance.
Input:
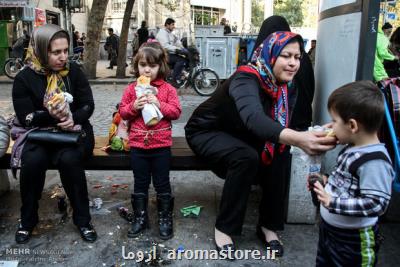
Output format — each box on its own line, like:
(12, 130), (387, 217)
(117, 207), (133, 222)
(89, 198), (103, 210)
(180, 205), (202, 217)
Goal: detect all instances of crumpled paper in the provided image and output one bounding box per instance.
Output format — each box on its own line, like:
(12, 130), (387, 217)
(180, 205), (203, 217)
(135, 84), (163, 126)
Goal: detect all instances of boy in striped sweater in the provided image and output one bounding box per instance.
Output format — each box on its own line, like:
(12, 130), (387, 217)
(311, 80), (394, 267)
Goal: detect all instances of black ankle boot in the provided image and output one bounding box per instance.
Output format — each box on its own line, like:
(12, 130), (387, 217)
(157, 193), (174, 240)
(127, 193), (149, 238)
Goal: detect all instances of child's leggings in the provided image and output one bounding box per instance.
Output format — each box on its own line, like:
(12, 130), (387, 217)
(316, 219), (380, 267)
(130, 147), (172, 195)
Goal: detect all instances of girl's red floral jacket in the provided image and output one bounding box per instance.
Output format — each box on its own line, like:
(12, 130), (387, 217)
(119, 79), (181, 149)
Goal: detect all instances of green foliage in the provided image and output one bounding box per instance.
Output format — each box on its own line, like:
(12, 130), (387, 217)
(273, 0), (303, 27)
(252, 0), (264, 27)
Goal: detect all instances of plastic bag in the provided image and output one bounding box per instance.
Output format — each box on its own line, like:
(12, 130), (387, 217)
(135, 84), (163, 126)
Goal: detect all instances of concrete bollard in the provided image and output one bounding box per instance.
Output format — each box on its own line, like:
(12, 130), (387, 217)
(287, 146), (317, 224)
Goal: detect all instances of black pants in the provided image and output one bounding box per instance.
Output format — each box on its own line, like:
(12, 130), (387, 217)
(168, 53), (187, 81)
(131, 147), (172, 195)
(109, 50), (118, 68)
(185, 130), (290, 235)
(20, 140), (93, 230)
(316, 219), (380, 267)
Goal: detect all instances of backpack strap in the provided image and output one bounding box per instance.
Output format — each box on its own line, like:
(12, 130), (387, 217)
(348, 151), (391, 196)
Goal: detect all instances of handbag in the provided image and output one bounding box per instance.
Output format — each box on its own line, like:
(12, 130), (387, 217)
(27, 129), (83, 145)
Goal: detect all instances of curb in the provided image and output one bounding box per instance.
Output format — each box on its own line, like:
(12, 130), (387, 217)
(0, 79), (135, 85)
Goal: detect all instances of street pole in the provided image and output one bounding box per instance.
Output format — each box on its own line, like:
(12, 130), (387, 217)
(264, 0), (273, 19)
(65, 0), (73, 54)
(383, 0), (388, 23)
(62, 6), (67, 32)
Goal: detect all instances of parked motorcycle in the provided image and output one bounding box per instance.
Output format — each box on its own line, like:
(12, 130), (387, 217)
(3, 52), (83, 80)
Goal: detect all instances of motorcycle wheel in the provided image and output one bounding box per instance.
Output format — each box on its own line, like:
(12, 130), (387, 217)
(192, 69), (220, 96)
(4, 59), (23, 79)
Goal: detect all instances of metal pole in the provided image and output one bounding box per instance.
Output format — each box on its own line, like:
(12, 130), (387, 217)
(65, 0), (73, 54)
(383, 0), (388, 23)
(62, 5), (68, 32)
(264, 0), (274, 19)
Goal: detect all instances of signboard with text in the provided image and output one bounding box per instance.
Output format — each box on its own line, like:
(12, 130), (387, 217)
(34, 8), (46, 27)
(0, 0), (29, 7)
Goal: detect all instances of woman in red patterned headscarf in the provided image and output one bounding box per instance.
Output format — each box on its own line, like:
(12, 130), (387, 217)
(185, 31), (336, 257)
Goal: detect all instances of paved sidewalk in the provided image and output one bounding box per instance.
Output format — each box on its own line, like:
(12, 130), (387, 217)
(0, 60), (135, 85)
(0, 66), (400, 266)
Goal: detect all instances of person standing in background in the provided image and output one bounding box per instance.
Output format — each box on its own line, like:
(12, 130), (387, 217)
(308, 40), (316, 68)
(137, 21), (149, 48)
(104, 28), (120, 70)
(374, 23), (395, 81)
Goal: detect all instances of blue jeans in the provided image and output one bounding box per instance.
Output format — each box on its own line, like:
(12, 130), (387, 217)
(130, 147), (172, 195)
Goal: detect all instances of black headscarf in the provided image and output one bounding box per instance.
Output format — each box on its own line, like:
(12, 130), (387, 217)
(251, 16), (291, 58)
(252, 15), (315, 130)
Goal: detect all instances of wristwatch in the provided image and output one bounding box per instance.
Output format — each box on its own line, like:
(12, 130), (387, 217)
(25, 112), (34, 127)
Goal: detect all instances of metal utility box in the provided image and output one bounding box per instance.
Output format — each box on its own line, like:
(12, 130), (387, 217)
(0, 21), (9, 48)
(195, 36), (241, 79)
(0, 21), (10, 75)
(194, 26), (224, 37)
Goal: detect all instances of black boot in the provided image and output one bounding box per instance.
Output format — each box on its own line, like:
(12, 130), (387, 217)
(127, 193), (149, 238)
(157, 193), (174, 240)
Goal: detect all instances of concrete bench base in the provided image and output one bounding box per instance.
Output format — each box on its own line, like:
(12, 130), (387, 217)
(287, 147), (317, 223)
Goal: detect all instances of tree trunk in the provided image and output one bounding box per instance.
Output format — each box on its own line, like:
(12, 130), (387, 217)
(83, 0), (109, 79)
(116, 0), (135, 78)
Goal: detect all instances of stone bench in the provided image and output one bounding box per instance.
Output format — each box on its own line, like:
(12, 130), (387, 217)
(0, 136), (316, 223)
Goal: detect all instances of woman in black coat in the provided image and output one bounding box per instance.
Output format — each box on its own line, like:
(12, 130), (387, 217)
(12, 24), (97, 244)
(185, 28), (335, 256)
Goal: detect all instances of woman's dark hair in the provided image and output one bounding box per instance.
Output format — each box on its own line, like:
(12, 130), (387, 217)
(49, 31), (70, 51)
(286, 35), (305, 55)
(132, 42), (169, 79)
(328, 80), (384, 133)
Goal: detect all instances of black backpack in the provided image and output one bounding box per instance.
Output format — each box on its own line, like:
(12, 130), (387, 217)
(339, 148), (391, 196)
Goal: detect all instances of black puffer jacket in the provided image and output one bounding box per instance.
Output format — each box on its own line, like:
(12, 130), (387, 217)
(12, 62), (95, 152)
(185, 71), (297, 150)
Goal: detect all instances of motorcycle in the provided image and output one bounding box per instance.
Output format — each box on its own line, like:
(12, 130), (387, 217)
(168, 46), (220, 96)
(3, 52), (84, 80)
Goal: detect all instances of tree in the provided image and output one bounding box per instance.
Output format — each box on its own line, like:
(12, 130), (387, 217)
(273, 0), (303, 27)
(252, 0), (264, 28)
(301, 0), (318, 28)
(116, 0), (135, 78)
(83, 0), (110, 79)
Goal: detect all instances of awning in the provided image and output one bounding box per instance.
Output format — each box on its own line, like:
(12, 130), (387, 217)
(0, 0), (29, 7)
(190, 0), (228, 9)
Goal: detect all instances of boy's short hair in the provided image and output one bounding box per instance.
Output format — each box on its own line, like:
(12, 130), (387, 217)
(132, 42), (169, 79)
(328, 80), (384, 133)
(165, 18), (175, 26)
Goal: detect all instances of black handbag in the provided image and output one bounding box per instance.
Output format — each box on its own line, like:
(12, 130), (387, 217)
(27, 129), (83, 145)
